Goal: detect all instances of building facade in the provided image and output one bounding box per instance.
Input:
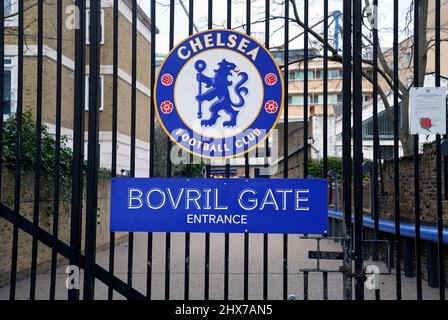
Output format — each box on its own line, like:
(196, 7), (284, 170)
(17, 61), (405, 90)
(3, 0), (156, 176)
(284, 58), (374, 122)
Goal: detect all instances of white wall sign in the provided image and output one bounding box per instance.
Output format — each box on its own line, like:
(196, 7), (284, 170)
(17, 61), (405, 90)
(410, 87), (447, 135)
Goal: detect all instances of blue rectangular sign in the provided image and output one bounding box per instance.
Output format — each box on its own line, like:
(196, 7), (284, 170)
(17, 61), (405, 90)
(110, 178), (328, 234)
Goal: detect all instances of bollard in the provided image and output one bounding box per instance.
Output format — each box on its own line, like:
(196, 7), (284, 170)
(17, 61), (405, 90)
(303, 271), (309, 300)
(427, 242), (439, 288)
(403, 238), (414, 278)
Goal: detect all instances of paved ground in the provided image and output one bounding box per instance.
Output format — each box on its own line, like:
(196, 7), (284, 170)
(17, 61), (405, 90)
(0, 233), (446, 300)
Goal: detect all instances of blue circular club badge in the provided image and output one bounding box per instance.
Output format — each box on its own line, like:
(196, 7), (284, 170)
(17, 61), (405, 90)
(155, 29), (284, 159)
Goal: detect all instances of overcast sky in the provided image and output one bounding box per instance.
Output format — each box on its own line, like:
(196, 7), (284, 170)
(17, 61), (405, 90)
(139, 0), (413, 55)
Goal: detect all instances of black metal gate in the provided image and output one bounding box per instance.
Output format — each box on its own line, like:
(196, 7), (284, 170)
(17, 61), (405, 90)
(0, 0), (446, 300)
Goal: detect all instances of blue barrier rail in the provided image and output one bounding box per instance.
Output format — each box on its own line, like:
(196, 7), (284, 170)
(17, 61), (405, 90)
(328, 211), (448, 244)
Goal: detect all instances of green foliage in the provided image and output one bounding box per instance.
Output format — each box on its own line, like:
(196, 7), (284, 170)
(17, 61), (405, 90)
(1, 112), (110, 223)
(2, 111), (73, 175)
(174, 162), (206, 178)
(422, 135), (435, 152)
(308, 157), (343, 179)
(309, 157), (373, 181)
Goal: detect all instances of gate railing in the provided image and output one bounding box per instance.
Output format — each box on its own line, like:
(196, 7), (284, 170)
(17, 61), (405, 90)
(0, 0), (446, 301)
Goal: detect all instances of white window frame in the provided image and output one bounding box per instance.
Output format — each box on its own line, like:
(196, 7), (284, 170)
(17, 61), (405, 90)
(3, 56), (17, 119)
(404, 49), (412, 67)
(4, 57), (13, 68)
(85, 75), (105, 111)
(86, 9), (105, 45)
(4, 0), (18, 27)
(308, 95), (319, 104)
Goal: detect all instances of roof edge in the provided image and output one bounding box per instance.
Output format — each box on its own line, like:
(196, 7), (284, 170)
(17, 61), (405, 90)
(122, 0), (160, 34)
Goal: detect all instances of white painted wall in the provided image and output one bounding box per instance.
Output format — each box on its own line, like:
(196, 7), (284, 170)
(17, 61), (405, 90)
(45, 124), (150, 177)
(311, 112), (406, 161)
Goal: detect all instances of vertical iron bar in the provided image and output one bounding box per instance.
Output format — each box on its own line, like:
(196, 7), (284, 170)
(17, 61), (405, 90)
(323, 271), (328, 300)
(413, 0), (423, 300)
(204, 157), (211, 300)
(342, 0), (353, 300)
(165, 0), (175, 302)
(371, 0), (380, 264)
(242, 0), (251, 301)
(243, 231), (249, 299)
(9, 0), (24, 300)
(108, 0), (119, 301)
(0, 0), (4, 202)
(183, 0), (194, 301)
(434, 0), (445, 300)
(303, 271), (308, 300)
(322, 0), (328, 178)
(128, 0), (138, 299)
(184, 230), (190, 300)
(225, 0), (232, 186)
(29, 0), (44, 300)
(303, 0), (308, 178)
(203, 0), (212, 301)
(50, 0), (63, 301)
(83, 0), (102, 300)
(68, 0), (86, 301)
(224, 169), (230, 300)
(147, 0), (156, 300)
(353, 0), (364, 300)
(227, 0), (231, 29)
(393, 0), (402, 300)
(445, 158), (448, 202)
(221, 0), (230, 301)
(204, 230), (210, 300)
(224, 0), (231, 179)
(208, 0), (212, 29)
(283, 0), (289, 301)
(263, 0), (270, 301)
(189, 0), (194, 35)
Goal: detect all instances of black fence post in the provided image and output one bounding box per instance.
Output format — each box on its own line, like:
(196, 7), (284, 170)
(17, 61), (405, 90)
(353, 0), (364, 300)
(68, 0), (86, 301)
(147, 0), (156, 300)
(372, 0), (380, 264)
(0, 0), (4, 203)
(263, 0), (270, 301)
(165, 0), (175, 301)
(29, 0), (44, 300)
(107, 0), (119, 301)
(9, 0), (24, 301)
(303, 0), (309, 178)
(393, 0), (402, 300)
(83, 0), (102, 300)
(413, 0), (423, 300)
(50, 0), (63, 301)
(403, 239), (414, 278)
(342, 0), (353, 301)
(434, 0), (445, 301)
(282, 0), (289, 301)
(427, 242), (439, 288)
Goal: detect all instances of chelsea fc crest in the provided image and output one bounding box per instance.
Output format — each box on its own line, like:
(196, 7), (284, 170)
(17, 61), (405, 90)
(154, 29), (284, 159)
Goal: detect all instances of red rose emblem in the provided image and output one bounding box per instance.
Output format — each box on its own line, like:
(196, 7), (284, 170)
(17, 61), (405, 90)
(264, 100), (278, 114)
(160, 101), (174, 114)
(420, 118), (433, 131)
